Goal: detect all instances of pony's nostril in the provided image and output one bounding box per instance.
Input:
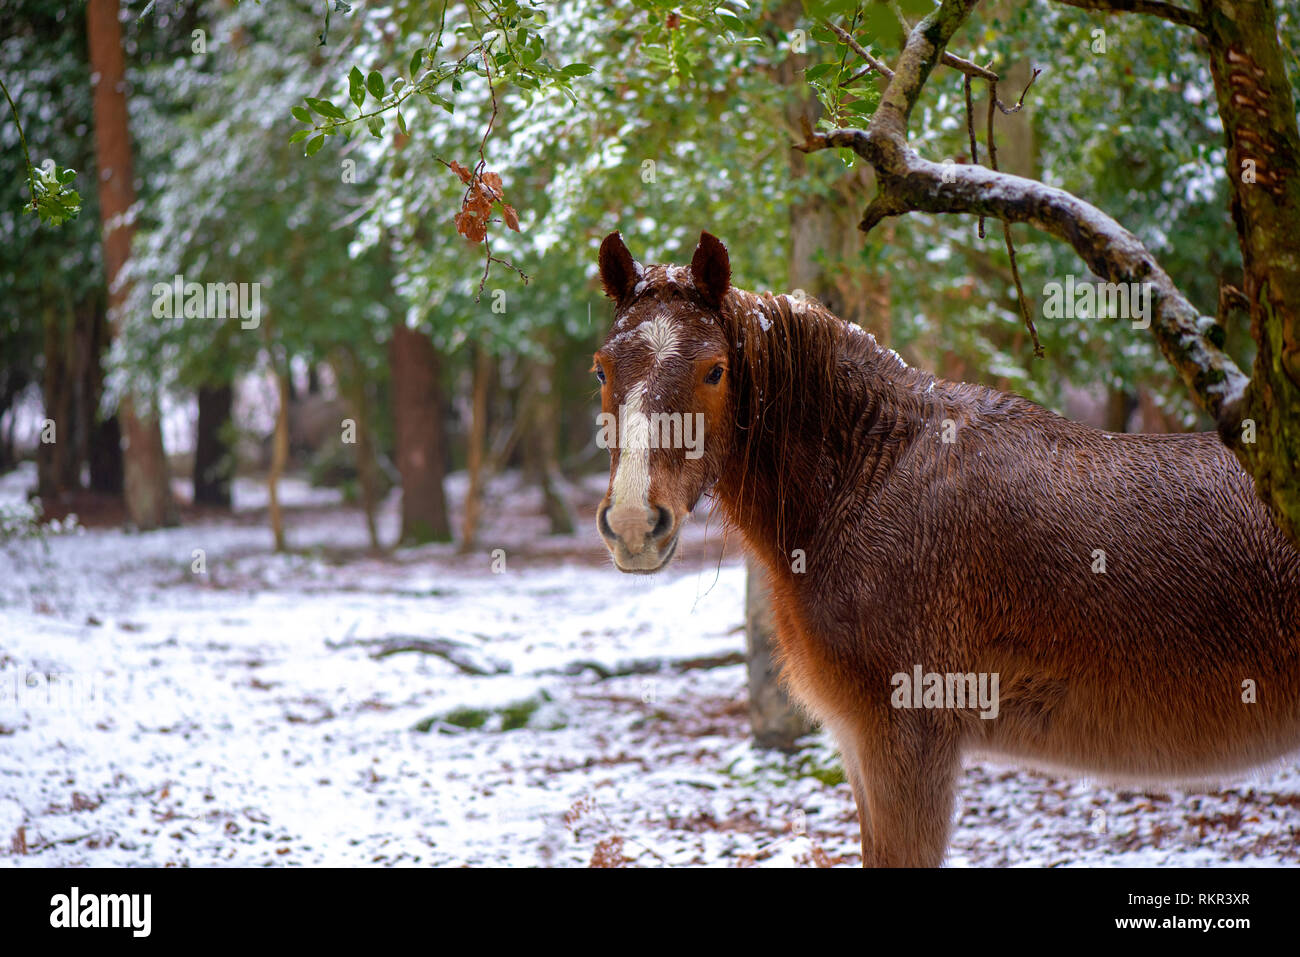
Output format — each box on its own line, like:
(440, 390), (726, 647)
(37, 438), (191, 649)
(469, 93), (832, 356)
(597, 505), (616, 542)
(651, 505), (673, 540)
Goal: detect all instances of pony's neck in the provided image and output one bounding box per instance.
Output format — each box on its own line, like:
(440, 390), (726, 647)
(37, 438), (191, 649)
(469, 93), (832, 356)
(711, 289), (933, 573)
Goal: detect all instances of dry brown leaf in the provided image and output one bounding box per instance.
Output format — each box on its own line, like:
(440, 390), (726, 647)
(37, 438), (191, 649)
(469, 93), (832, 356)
(448, 163), (522, 244)
(448, 160), (473, 184)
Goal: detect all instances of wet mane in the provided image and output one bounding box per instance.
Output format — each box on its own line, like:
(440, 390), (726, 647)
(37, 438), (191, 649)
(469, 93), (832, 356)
(715, 284), (936, 550)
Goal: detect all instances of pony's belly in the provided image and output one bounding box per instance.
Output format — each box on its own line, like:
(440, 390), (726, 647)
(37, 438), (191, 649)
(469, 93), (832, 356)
(976, 686), (1300, 783)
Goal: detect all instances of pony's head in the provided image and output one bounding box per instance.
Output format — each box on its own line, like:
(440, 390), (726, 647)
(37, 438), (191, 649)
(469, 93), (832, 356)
(592, 231), (735, 573)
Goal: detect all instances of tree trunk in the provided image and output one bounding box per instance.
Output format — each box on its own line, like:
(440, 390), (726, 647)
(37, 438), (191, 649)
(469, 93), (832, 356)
(194, 383), (234, 507)
(1105, 388), (1135, 433)
(459, 345), (492, 553)
(521, 350), (574, 536)
(335, 355), (382, 552)
(89, 415), (123, 494)
(87, 0), (175, 529)
(1202, 0), (1300, 546)
(389, 324), (452, 544)
(745, 555), (814, 749)
(37, 301), (70, 503)
(40, 301), (105, 499)
(267, 368), (290, 552)
(87, 304), (123, 494)
(353, 397), (381, 552)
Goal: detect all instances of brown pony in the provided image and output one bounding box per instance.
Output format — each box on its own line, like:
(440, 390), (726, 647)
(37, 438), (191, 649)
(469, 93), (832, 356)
(593, 229), (1300, 867)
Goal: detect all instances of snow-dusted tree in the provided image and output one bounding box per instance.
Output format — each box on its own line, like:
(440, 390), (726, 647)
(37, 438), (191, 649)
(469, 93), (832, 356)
(87, 0), (176, 528)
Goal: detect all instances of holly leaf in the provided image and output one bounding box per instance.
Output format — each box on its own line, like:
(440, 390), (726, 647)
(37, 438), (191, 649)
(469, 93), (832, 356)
(306, 97), (347, 120)
(348, 67), (365, 107)
(423, 91), (454, 113)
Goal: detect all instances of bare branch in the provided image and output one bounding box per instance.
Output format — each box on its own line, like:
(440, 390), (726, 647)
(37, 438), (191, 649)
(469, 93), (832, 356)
(993, 67), (1042, 114)
(825, 20), (894, 79)
(942, 51), (997, 81)
(984, 77), (1041, 355)
(1053, 0), (1206, 32)
(971, 71), (1040, 354)
(963, 73), (985, 238)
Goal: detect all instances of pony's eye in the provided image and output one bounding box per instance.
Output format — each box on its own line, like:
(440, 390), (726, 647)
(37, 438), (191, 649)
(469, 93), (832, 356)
(704, 364), (724, 385)
(595, 366), (606, 385)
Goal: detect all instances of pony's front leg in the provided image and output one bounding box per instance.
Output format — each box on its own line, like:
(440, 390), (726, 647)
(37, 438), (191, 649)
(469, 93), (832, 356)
(851, 713), (961, 868)
(837, 738), (875, 864)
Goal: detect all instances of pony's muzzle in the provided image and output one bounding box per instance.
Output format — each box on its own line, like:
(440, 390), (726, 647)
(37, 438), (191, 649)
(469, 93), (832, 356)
(597, 501), (678, 572)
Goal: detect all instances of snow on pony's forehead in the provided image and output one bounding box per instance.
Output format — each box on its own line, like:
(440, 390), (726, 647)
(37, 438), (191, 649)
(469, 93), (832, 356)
(617, 262), (716, 304)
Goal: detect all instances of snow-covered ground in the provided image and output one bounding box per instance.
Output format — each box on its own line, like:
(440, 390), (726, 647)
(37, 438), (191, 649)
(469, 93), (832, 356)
(1, 463), (1297, 867)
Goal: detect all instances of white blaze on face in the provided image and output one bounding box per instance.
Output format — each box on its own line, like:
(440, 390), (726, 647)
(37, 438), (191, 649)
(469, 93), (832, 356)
(612, 383), (650, 508)
(610, 314), (680, 509)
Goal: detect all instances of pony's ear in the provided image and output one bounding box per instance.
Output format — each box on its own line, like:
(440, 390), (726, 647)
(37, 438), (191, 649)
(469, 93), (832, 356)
(691, 231), (730, 307)
(598, 231), (640, 302)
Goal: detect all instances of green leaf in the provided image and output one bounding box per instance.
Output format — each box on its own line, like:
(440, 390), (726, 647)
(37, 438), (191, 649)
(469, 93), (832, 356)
(396, 110), (407, 135)
(349, 66), (365, 107)
(559, 63), (593, 77)
(291, 105), (312, 123)
(305, 134), (325, 156)
(423, 91), (454, 113)
(409, 47), (425, 76)
(862, 2), (899, 44)
(306, 97), (347, 120)
(26, 163), (82, 225)
(289, 129), (312, 143)
(367, 115), (384, 138)
(366, 70), (385, 100)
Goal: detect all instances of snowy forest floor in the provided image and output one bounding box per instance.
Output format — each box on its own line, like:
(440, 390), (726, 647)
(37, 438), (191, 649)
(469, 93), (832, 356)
(2, 463), (1298, 867)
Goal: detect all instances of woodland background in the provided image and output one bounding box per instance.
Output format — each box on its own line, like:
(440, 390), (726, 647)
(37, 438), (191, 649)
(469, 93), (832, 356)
(6, 0), (1288, 547)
